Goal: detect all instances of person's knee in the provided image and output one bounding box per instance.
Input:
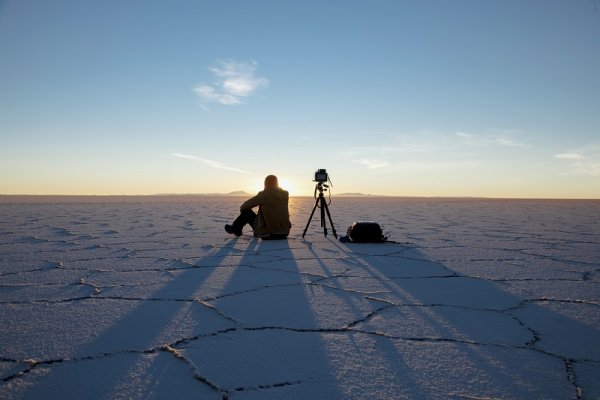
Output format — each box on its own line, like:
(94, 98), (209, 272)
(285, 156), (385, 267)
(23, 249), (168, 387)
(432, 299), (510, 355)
(240, 208), (256, 227)
(240, 208), (256, 217)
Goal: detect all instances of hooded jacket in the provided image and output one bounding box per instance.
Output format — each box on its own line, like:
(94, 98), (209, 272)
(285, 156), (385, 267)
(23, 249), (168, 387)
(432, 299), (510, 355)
(240, 187), (292, 236)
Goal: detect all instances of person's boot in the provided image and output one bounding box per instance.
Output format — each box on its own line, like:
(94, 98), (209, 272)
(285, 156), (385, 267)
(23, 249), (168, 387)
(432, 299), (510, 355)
(224, 224), (242, 236)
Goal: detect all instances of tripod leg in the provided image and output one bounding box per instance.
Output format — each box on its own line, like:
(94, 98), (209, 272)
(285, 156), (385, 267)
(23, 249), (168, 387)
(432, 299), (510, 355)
(302, 197), (321, 238)
(320, 196), (328, 237)
(323, 202), (338, 238)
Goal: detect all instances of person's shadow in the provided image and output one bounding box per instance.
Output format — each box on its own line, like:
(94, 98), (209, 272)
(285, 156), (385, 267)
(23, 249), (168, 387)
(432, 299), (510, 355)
(328, 239), (598, 399)
(185, 237), (598, 398)
(13, 239), (242, 399)
(186, 238), (346, 398)
(11, 236), (598, 399)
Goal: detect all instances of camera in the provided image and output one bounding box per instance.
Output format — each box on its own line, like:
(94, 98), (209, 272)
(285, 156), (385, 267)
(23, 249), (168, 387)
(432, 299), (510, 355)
(313, 169), (329, 183)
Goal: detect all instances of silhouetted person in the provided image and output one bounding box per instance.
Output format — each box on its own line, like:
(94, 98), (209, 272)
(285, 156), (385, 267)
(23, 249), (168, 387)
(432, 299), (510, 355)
(225, 175), (291, 239)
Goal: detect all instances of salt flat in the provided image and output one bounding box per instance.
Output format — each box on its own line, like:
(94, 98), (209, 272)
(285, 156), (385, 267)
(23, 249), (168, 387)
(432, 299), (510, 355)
(0, 196), (599, 399)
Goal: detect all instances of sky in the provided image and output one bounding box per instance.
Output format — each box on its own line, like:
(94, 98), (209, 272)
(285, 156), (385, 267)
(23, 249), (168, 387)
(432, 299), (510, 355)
(1, 0), (599, 198)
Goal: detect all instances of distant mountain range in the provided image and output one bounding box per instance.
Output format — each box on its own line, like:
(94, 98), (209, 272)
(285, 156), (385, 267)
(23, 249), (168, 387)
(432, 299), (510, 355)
(155, 191), (253, 197)
(223, 191), (253, 196)
(336, 192), (386, 197)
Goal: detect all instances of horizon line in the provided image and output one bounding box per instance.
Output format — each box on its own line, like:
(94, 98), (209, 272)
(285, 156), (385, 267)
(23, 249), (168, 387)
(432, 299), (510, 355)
(1, 193), (599, 201)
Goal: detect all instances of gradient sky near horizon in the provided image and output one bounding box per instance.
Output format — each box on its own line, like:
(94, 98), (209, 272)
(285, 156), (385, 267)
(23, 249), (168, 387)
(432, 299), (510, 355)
(1, 0), (599, 198)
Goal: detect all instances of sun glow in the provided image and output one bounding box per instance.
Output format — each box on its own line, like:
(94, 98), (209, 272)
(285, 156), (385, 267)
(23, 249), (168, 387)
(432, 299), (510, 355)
(246, 177), (297, 196)
(278, 178), (296, 195)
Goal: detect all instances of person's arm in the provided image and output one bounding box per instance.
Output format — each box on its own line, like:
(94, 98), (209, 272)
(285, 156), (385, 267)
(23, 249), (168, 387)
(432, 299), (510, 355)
(240, 191), (265, 211)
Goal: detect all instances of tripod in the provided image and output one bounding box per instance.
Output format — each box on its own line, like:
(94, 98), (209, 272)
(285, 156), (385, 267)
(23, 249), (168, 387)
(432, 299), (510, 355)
(302, 183), (337, 238)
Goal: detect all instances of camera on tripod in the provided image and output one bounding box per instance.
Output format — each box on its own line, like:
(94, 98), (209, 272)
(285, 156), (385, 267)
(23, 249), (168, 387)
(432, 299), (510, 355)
(303, 168), (337, 238)
(313, 169), (329, 184)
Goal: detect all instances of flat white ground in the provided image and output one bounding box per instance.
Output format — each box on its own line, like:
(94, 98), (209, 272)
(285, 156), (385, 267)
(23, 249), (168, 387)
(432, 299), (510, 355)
(1, 196), (599, 399)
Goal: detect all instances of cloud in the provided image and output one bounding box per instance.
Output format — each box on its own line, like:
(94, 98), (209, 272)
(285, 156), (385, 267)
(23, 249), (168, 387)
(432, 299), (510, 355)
(194, 60), (268, 107)
(343, 129), (531, 172)
(353, 159), (389, 169)
(172, 153), (197, 160)
(194, 84), (240, 105)
(395, 160), (479, 171)
(554, 152), (584, 160)
(343, 133), (477, 171)
(172, 153), (251, 174)
(455, 130), (528, 148)
(554, 146), (600, 177)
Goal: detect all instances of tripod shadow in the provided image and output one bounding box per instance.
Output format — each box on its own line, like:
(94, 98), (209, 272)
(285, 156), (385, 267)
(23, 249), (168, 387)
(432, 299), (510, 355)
(322, 239), (599, 398)
(15, 240), (241, 399)
(180, 238), (346, 398)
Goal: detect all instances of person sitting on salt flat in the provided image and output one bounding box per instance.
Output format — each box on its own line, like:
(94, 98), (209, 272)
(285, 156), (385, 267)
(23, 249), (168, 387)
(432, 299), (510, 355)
(225, 174), (292, 240)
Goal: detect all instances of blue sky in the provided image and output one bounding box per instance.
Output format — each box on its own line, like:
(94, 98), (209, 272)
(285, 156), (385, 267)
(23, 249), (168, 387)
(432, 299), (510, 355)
(1, 0), (599, 197)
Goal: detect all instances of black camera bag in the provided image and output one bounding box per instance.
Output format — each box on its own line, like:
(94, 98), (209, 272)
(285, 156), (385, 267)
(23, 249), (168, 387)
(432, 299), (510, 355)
(346, 221), (387, 243)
